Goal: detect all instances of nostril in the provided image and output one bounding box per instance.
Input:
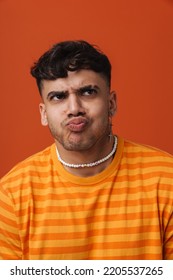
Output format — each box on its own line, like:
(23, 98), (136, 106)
(77, 112), (86, 117)
(68, 112), (86, 118)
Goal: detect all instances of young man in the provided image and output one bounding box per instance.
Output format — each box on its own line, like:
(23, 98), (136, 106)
(0, 40), (173, 260)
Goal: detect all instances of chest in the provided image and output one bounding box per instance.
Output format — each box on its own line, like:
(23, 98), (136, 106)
(17, 180), (163, 259)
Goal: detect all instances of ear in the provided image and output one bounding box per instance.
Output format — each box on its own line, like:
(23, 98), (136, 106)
(109, 91), (117, 116)
(39, 103), (48, 126)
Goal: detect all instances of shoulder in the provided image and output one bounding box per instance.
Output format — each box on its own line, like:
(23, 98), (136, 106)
(123, 139), (173, 160)
(1, 144), (54, 185)
(120, 138), (173, 190)
(120, 138), (173, 175)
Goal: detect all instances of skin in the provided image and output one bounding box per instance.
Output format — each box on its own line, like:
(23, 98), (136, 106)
(39, 69), (116, 177)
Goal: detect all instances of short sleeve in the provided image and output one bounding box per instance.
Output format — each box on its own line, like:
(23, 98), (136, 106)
(0, 183), (22, 259)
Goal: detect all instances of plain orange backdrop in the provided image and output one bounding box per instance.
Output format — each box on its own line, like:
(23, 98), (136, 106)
(0, 0), (173, 177)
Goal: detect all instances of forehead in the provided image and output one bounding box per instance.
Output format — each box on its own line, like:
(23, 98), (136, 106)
(41, 69), (109, 97)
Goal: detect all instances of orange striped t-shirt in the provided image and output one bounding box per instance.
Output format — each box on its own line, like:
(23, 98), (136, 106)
(0, 136), (173, 260)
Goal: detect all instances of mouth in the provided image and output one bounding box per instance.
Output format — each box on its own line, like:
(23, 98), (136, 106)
(66, 117), (88, 132)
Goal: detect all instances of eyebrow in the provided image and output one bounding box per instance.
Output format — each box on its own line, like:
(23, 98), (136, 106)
(77, 84), (100, 93)
(46, 84), (100, 99)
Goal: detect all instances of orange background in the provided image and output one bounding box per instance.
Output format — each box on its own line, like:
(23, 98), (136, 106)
(0, 0), (173, 177)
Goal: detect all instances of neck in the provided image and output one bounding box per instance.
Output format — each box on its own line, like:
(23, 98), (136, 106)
(55, 135), (117, 177)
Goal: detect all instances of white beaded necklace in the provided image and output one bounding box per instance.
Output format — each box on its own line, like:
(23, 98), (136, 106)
(56, 136), (118, 168)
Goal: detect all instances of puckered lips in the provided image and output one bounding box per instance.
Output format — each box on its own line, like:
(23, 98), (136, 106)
(66, 117), (88, 132)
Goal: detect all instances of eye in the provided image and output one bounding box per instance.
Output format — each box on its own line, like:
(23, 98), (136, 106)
(81, 88), (97, 96)
(49, 93), (67, 101)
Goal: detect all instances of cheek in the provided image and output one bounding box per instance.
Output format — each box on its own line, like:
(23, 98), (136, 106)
(90, 109), (109, 132)
(46, 108), (62, 126)
(91, 101), (109, 119)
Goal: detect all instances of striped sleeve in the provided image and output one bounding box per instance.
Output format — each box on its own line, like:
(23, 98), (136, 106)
(0, 183), (22, 259)
(164, 216), (173, 259)
(162, 178), (173, 260)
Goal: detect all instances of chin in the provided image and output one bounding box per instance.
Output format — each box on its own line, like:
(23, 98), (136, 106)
(62, 135), (94, 151)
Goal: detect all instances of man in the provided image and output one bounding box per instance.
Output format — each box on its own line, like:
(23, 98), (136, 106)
(0, 40), (173, 260)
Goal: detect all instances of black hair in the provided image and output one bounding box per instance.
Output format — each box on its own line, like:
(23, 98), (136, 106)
(30, 40), (111, 94)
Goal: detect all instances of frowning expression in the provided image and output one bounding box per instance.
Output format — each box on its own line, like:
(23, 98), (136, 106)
(39, 70), (116, 151)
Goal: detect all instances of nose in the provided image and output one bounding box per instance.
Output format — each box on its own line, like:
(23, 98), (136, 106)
(67, 94), (85, 117)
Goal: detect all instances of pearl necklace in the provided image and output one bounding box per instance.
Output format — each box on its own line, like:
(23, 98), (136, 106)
(56, 136), (118, 168)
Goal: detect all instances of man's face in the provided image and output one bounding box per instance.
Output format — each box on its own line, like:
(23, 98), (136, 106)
(39, 69), (116, 151)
